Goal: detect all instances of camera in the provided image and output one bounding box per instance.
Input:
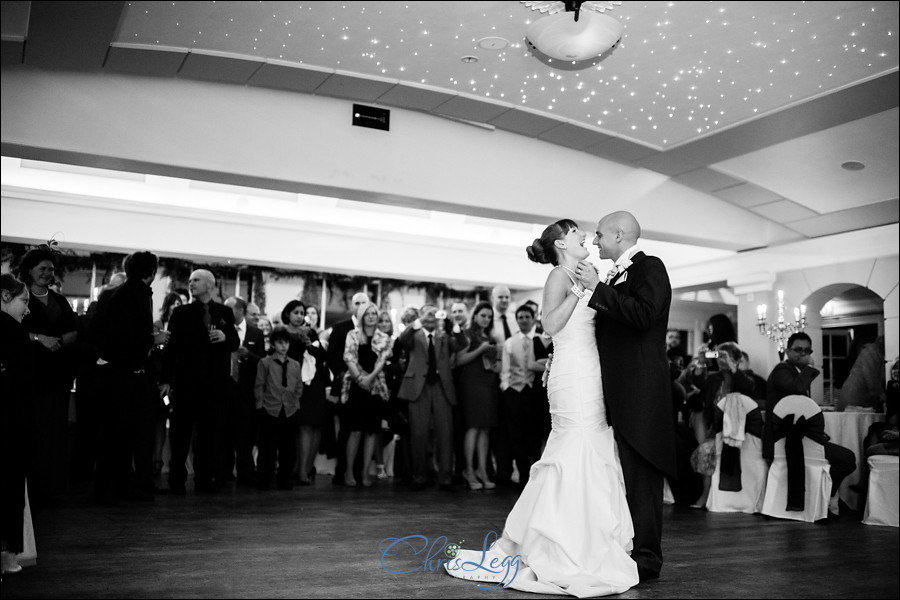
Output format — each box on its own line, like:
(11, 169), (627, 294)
(435, 310), (447, 320)
(705, 350), (719, 359)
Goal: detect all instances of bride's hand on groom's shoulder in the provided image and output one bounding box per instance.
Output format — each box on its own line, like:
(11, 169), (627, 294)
(575, 260), (600, 291)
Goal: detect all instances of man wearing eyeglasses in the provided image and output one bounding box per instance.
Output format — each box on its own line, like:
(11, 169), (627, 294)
(763, 332), (856, 516)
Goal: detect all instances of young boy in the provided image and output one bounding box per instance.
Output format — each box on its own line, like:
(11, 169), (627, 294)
(254, 326), (304, 490)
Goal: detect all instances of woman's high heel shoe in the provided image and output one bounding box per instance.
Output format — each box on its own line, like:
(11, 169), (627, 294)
(475, 469), (496, 490)
(463, 469), (483, 490)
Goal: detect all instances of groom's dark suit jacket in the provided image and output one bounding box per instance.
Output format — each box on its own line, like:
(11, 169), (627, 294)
(589, 251), (677, 479)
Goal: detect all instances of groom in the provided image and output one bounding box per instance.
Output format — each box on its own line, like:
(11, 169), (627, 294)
(576, 211), (676, 582)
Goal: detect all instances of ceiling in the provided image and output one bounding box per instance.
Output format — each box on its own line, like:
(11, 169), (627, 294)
(0, 1), (898, 289)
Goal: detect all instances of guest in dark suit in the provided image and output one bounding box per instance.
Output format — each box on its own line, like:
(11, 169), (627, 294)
(383, 307), (419, 484)
(325, 292), (370, 485)
(577, 210), (676, 581)
(397, 305), (468, 491)
(763, 331), (856, 516)
(159, 269), (239, 494)
(90, 251), (171, 503)
(224, 296), (266, 485)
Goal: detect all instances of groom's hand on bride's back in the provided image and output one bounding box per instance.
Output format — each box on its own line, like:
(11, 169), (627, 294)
(575, 260), (600, 290)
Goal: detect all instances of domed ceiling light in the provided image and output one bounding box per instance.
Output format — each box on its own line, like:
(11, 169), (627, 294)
(522, 0), (624, 62)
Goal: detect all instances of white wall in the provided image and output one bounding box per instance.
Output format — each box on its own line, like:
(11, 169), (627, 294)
(735, 255), (899, 403)
(1, 68), (793, 251)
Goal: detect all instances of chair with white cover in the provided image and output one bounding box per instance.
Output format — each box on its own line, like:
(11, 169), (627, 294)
(761, 395), (832, 523)
(706, 394), (767, 513)
(862, 455), (899, 527)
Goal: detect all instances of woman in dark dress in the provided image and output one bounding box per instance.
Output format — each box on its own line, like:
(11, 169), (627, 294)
(281, 300), (330, 486)
(17, 246), (78, 505)
(341, 302), (392, 487)
(149, 292), (183, 476)
(455, 301), (501, 490)
(1, 274), (33, 575)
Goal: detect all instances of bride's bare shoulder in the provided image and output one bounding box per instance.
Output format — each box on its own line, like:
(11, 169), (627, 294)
(545, 266), (569, 289)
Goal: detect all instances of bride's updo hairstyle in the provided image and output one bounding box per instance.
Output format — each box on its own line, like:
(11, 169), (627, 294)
(526, 219), (578, 266)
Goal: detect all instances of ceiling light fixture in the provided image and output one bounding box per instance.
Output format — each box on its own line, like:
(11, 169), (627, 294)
(523, 0), (623, 62)
(478, 37), (509, 50)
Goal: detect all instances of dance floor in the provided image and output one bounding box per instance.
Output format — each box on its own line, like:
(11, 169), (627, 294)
(3, 476), (898, 599)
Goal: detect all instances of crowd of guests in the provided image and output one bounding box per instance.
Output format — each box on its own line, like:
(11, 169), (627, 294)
(0, 244), (563, 573)
(2, 243), (896, 574)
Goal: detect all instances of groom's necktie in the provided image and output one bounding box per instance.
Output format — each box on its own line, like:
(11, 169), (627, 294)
(605, 266), (623, 284)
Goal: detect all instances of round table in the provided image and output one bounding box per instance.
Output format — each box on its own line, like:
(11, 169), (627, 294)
(823, 410), (885, 510)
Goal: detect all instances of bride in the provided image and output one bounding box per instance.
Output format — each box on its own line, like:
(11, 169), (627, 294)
(445, 219), (639, 597)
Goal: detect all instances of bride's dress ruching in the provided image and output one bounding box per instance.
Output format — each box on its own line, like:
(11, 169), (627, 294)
(445, 293), (638, 597)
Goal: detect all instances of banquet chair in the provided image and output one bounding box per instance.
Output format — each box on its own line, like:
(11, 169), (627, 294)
(862, 455), (899, 527)
(761, 395), (832, 523)
(706, 395), (768, 513)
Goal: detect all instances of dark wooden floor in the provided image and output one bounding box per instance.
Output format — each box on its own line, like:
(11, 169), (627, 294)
(3, 476), (898, 599)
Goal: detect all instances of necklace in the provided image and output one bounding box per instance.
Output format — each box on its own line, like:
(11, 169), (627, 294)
(31, 287), (49, 298)
(559, 265), (579, 281)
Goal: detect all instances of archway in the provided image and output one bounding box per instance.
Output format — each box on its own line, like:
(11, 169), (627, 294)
(802, 283), (885, 407)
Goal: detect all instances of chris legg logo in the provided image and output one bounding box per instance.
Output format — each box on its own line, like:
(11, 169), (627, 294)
(379, 531), (520, 590)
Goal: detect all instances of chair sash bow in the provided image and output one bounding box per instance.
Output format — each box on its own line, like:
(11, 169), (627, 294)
(770, 412), (827, 511)
(718, 407), (763, 492)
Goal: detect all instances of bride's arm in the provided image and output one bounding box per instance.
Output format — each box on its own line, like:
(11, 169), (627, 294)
(540, 268), (582, 337)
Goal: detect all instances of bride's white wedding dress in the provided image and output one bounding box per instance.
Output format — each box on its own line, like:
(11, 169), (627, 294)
(445, 292), (639, 597)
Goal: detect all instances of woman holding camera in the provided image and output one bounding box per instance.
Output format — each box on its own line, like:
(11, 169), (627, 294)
(688, 341), (755, 508)
(455, 301), (501, 490)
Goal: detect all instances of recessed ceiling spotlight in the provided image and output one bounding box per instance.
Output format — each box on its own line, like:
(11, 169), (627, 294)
(841, 161), (865, 171)
(461, 55), (479, 63)
(478, 37), (509, 50)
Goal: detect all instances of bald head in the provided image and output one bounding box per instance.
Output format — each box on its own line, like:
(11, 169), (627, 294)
(594, 211), (641, 261)
(245, 302), (261, 327)
(492, 285), (511, 313)
(601, 211), (641, 242)
(350, 292), (369, 315)
(188, 269), (216, 303)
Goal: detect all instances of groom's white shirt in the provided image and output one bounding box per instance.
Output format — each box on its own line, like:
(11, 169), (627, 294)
(615, 244), (642, 269)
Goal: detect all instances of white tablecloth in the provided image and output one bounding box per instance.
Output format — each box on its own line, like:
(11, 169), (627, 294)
(823, 411), (886, 510)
